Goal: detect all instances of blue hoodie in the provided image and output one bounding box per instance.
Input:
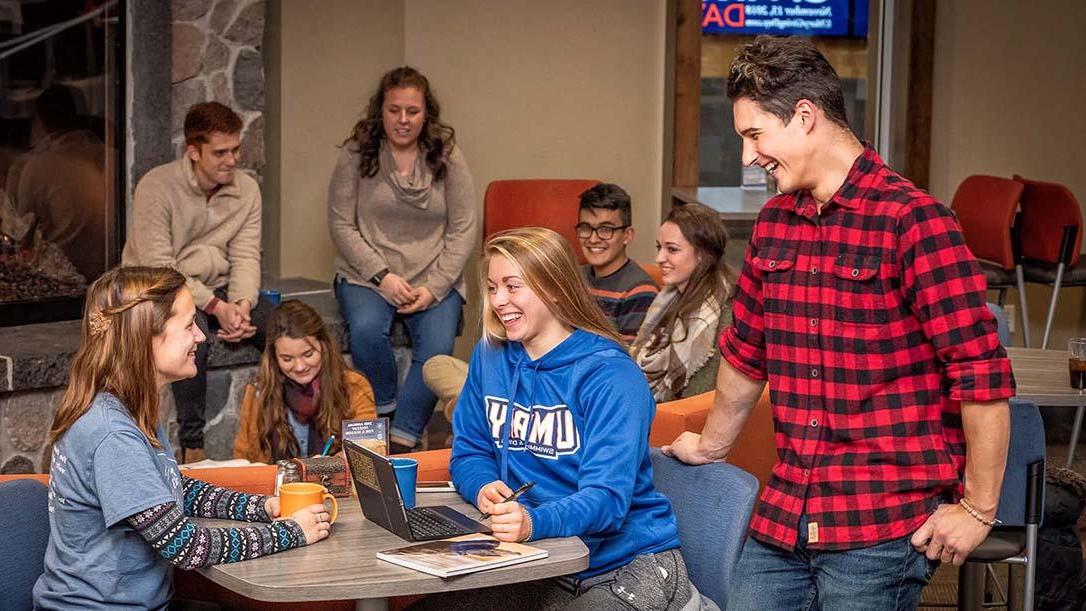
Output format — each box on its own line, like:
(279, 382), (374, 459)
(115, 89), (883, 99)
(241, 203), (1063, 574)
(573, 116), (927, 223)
(451, 329), (680, 578)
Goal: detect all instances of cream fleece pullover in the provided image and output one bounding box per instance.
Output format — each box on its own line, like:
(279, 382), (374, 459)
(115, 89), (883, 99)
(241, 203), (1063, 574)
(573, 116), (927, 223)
(122, 157), (262, 309)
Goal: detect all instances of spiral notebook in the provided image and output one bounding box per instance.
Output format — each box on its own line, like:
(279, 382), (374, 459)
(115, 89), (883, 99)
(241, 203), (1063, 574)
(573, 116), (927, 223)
(376, 534), (548, 578)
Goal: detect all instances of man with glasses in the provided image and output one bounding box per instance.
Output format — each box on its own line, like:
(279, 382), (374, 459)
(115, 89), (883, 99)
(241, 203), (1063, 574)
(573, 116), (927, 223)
(576, 183), (658, 343)
(123, 102), (271, 465)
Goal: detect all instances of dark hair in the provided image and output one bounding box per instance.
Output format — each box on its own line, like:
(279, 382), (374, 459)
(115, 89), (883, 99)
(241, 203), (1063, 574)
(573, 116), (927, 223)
(184, 102), (243, 145)
(578, 183), (632, 226)
(343, 66), (456, 180)
(646, 204), (736, 349)
(255, 300), (352, 461)
(727, 35), (850, 130)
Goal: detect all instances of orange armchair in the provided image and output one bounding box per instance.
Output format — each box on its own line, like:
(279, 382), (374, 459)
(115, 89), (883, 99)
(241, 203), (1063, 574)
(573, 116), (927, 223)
(483, 179), (600, 261)
(650, 388), (776, 491)
(404, 387), (777, 492)
(639, 262), (663, 288)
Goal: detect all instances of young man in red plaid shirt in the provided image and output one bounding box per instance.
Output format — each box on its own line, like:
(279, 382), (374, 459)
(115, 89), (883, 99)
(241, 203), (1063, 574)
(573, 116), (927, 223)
(663, 37), (1014, 609)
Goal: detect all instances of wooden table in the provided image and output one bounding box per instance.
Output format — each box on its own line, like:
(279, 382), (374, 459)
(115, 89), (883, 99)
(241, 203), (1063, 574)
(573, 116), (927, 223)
(1007, 347), (1086, 467)
(197, 492), (589, 610)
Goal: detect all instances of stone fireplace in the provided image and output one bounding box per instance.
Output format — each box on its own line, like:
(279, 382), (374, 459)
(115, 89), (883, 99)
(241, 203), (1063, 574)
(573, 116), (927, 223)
(0, 0), (272, 473)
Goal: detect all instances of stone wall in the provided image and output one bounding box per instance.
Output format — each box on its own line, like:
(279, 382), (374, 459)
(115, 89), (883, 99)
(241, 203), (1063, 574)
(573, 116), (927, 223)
(0, 367), (256, 473)
(171, 0), (265, 177)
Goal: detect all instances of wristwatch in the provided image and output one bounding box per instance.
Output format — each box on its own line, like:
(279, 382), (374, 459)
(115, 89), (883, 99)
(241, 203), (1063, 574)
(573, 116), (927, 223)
(369, 268), (390, 286)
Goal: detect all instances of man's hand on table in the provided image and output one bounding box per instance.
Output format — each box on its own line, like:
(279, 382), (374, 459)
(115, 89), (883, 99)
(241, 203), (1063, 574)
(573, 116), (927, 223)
(910, 503), (993, 565)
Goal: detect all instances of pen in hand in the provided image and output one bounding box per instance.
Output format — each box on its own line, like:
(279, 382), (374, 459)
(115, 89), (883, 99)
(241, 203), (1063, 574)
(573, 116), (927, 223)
(479, 481), (536, 520)
(320, 434), (336, 457)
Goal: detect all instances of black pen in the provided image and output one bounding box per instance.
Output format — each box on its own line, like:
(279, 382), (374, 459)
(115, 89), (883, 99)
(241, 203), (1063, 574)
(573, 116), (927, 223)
(478, 481), (535, 520)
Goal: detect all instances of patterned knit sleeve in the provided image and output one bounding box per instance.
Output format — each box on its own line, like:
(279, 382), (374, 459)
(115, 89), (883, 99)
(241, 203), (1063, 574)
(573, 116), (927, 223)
(183, 476), (272, 522)
(127, 502), (306, 570)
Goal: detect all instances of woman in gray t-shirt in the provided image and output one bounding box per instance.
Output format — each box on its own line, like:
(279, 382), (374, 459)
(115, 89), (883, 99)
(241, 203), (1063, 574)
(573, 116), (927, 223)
(34, 267), (333, 610)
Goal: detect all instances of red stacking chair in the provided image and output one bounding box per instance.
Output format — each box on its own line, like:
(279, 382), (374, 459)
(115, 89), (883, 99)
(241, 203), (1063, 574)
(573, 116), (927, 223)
(1014, 175), (1086, 349)
(483, 179), (600, 262)
(950, 175), (1030, 345)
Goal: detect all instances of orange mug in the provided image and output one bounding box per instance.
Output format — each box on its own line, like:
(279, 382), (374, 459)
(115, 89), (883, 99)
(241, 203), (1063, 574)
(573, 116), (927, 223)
(278, 482), (339, 523)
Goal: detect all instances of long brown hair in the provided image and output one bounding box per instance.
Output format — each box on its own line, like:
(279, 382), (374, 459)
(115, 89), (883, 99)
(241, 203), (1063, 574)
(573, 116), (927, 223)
(49, 266), (187, 448)
(644, 204), (736, 349)
(255, 300), (351, 460)
(342, 66), (456, 180)
(481, 227), (623, 347)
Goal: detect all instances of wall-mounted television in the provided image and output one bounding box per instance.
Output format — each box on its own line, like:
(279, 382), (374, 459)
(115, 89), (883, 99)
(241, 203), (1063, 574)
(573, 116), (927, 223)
(701, 0), (869, 38)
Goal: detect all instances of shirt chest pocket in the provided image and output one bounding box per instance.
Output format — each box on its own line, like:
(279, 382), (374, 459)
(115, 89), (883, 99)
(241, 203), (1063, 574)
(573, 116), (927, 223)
(752, 247), (797, 318)
(833, 253), (888, 325)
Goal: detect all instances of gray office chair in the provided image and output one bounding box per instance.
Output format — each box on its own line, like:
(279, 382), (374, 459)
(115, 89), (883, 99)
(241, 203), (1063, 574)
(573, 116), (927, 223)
(957, 398), (1045, 611)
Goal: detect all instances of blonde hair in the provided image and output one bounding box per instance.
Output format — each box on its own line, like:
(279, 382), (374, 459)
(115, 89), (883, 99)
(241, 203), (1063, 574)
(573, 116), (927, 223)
(480, 227), (622, 346)
(255, 300), (351, 460)
(49, 266), (187, 448)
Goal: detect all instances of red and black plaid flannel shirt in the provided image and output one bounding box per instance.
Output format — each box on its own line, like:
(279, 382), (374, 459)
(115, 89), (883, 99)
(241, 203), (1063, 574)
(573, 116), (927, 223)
(720, 145), (1015, 552)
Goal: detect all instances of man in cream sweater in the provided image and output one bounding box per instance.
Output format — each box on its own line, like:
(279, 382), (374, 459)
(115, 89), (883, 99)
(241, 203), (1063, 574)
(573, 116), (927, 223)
(123, 102), (266, 463)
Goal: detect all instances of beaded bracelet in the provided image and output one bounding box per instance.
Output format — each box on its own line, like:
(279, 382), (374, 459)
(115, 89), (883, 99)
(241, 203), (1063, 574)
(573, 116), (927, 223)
(959, 498), (1002, 527)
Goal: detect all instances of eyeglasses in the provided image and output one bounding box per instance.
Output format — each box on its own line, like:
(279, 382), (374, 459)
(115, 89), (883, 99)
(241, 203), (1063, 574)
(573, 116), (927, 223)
(575, 223), (630, 240)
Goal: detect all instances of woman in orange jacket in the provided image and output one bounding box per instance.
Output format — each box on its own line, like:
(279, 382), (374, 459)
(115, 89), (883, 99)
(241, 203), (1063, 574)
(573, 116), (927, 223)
(234, 300), (376, 463)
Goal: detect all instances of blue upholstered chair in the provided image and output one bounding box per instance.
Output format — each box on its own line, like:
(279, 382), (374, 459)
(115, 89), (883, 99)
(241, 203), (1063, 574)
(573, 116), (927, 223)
(0, 479), (50, 610)
(954, 305), (1044, 610)
(958, 398), (1046, 611)
(650, 448), (759, 609)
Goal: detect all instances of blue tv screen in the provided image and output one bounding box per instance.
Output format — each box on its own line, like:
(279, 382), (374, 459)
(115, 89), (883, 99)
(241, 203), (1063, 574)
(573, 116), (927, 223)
(701, 0), (869, 38)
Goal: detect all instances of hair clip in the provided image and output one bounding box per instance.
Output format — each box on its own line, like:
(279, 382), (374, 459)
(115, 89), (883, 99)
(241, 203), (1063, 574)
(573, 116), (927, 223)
(89, 310), (112, 337)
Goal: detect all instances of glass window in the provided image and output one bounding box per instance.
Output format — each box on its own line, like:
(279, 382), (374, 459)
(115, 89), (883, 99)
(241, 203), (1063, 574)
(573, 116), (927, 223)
(0, 1), (122, 312)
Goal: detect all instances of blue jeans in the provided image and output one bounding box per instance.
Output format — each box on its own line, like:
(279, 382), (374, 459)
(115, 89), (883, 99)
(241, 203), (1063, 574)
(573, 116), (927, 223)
(728, 516), (936, 611)
(334, 278), (463, 444)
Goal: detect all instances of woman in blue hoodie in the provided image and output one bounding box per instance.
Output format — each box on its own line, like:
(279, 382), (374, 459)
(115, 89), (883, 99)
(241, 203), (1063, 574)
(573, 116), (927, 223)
(432, 227), (716, 610)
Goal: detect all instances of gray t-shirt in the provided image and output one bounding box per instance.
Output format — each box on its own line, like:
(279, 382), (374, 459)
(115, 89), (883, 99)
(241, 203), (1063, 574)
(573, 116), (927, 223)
(33, 393), (183, 610)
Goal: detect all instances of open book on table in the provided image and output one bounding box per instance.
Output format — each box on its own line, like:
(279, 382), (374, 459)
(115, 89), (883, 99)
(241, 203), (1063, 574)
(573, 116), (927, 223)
(376, 534), (548, 578)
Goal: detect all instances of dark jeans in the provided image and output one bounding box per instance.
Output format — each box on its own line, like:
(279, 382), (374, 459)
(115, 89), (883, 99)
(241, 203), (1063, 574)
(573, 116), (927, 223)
(172, 289), (273, 449)
(728, 515), (937, 611)
(334, 278), (463, 445)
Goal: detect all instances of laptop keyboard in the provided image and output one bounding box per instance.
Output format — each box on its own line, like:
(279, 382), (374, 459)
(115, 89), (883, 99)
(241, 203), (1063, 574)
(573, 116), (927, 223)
(407, 506), (476, 539)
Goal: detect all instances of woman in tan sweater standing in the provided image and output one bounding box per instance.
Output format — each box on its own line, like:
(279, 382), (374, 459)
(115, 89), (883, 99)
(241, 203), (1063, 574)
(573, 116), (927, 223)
(328, 66), (477, 453)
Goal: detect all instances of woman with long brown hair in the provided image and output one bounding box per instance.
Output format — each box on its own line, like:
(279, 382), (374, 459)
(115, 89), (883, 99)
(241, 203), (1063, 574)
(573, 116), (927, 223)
(328, 65), (477, 453)
(234, 299), (376, 462)
(630, 203), (736, 401)
(418, 228), (715, 610)
(34, 267), (331, 609)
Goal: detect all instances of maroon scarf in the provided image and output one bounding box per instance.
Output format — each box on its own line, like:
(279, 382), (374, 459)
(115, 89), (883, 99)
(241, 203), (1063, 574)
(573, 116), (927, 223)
(284, 378), (321, 424)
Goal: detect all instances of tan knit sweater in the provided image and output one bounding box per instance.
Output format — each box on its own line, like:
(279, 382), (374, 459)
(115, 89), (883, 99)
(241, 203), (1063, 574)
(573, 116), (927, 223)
(122, 157), (262, 308)
(327, 143), (477, 301)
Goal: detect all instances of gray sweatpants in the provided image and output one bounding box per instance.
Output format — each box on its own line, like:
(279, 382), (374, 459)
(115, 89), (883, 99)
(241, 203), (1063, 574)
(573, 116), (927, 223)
(407, 548), (720, 611)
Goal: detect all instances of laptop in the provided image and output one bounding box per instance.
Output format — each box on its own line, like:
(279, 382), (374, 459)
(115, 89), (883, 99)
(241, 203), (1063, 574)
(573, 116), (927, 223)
(342, 439), (492, 541)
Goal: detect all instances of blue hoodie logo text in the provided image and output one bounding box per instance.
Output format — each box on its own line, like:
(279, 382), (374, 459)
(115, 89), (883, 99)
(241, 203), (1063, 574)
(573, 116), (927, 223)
(484, 395), (581, 459)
